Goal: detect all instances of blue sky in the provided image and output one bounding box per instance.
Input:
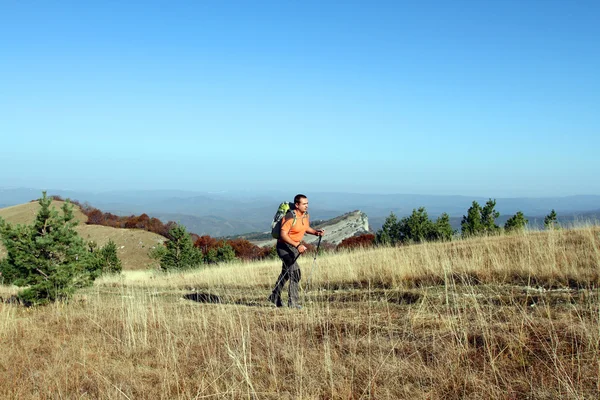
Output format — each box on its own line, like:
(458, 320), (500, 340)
(1, 0), (598, 197)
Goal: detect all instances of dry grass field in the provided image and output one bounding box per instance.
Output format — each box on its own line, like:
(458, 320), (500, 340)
(1, 226), (599, 399)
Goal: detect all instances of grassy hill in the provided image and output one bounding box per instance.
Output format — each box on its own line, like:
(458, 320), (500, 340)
(1, 225), (599, 398)
(0, 201), (165, 270)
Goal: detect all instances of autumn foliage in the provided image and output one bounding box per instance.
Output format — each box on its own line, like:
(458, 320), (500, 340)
(337, 234), (375, 250)
(64, 198), (178, 239)
(194, 236), (274, 261)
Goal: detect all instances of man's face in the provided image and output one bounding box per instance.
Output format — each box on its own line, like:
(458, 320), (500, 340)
(296, 198), (308, 213)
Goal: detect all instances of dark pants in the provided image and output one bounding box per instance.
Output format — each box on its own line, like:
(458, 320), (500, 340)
(270, 241), (302, 307)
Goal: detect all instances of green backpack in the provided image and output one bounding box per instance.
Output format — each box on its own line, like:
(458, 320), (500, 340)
(271, 202), (296, 239)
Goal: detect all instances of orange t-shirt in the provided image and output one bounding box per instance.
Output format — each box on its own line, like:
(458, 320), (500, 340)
(280, 211), (309, 243)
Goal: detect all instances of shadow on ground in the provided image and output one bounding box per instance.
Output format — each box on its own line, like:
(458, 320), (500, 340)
(183, 289), (424, 307)
(183, 292), (271, 307)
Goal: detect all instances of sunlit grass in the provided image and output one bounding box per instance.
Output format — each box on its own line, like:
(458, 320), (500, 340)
(1, 226), (599, 399)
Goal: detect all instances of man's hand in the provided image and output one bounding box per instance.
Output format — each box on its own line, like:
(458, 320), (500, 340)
(297, 244), (307, 254)
(315, 229), (325, 236)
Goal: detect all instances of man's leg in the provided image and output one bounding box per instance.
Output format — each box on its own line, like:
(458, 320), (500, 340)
(288, 269), (302, 308)
(271, 242), (300, 307)
(269, 263), (287, 307)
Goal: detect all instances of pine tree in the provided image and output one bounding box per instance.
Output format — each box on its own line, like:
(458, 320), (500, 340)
(202, 242), (237, 264)
(504, 211), (528, 233)
(204, 247), (219, 264)
(544, 209), (559, 230)
(433, 213), (454, 241)
(461, 199), (500, 238)
(0, 192), (96, 306)
(399, 207), (434, 244)
(216, 242), (236, 263)
(375, 212), (400, 245)
(89, 239), (122, 275)
(158, 225), (203, 270)
(481, 199), (501, 235)
(99, 240), (122, 273)
(461, 201), (483, 238)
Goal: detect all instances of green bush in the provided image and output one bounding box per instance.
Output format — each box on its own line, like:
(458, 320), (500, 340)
(216, 242), (236, 263)
(504, 211), (528, 233)
(544, 209), (559, 230)
(204, 242), (237, 264)
(88, 239), (123, 276)
(153, 225), (203, 270)
(375, 212), (401, 245)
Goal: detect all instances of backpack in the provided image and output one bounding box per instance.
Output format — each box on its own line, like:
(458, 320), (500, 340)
(271, 202), (296, 239)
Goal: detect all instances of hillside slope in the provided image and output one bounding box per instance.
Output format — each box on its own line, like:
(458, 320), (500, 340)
(0, 201), (165, 270)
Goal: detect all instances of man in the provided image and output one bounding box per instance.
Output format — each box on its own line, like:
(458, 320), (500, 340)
(268, 194), (324, 309)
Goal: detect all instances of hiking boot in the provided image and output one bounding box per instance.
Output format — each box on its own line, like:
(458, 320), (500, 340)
(289, 304), (302, 310)
(268, 294), (283, 307)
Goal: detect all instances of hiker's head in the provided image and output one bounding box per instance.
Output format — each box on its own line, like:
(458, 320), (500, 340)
(294, 194), (308, 213)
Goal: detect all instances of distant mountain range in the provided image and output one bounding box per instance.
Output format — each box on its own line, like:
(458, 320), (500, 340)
(1, 187), (598, 236)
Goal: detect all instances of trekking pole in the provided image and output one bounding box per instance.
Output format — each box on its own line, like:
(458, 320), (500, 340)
(305, 235), (322, 291)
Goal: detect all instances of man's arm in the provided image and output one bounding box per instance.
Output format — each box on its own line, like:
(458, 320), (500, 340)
(307, 226), (325, 236)
(280, 216), (303, 248)
(280, 226), (301, 248)
(280, 226), (309, 254)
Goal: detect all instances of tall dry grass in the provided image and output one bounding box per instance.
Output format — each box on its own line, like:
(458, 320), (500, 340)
(0, 226), (599, 399)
